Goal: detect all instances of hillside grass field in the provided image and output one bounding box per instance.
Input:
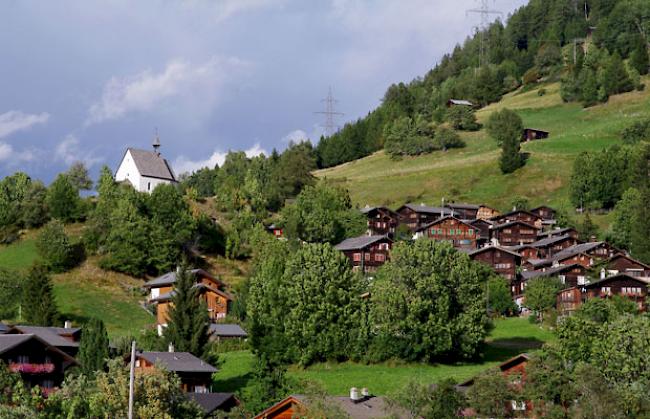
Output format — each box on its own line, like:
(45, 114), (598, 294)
(213, 317), (554, 396)
(315, 78), (650, 219)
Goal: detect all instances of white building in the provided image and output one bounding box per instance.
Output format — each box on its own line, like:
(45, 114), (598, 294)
(115, 139), (177, 193)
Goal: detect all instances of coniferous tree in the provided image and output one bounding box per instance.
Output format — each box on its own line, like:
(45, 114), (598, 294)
(46, 174), (82, 222)
(78, 318), (110, 375)
(21, 265), (59, 326)
(630, 38), (649, 76)
(499, 129), (525, 174)
(578, 213), (599, 241)
(164, 265), (210, 358)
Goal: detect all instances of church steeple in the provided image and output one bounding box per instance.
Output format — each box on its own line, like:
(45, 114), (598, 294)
(153, 128), (161, 156)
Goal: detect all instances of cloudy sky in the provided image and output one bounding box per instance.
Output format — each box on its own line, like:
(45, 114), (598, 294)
(0, 0), (528, 182)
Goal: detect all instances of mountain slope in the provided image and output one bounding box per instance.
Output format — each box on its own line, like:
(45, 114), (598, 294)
(315, 78), (649, 212)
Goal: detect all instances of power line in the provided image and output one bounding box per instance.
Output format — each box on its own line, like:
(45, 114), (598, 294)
(314, 86), (344, 137)
(466, 0), (503, 67)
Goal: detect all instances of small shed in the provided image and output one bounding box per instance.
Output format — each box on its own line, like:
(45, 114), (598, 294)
(522, 128), (549, 142)
(446, 99), (475, 107)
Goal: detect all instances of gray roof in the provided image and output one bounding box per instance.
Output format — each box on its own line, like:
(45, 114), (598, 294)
(127, 148), (176, 181)
(583, 273), (650, 289)
(468, 246), (521, 258)
(11, 326), (80, 348)
(334, 235), (391, 251)
(138, 351), (217, 373)
(445, 203), (480, 210)
(530, 234), (573, 248)
(0, 334), (33, 354)
(538, 227), (575, 238)
(289, 395), (407, 419)
(152, 283), (232, 302)
(0, 323), (8, 334)
(491, 220), (538, 230)
(448, 99), (474, 106)
(521, 264), (585, 281)
(553, 242), (605, 261)
(144, 268), (220, 288)
(416, 216), (480, 233)
(401, 203), (451, 215)
(209, 324), (248, 338)
(186, 393), (238, 414)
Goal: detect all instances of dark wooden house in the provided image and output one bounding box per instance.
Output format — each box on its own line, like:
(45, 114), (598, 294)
(334, 235), (392, 273)
(396, 203), (450, 231)
(7, 325), (81, 357)
(361, 206), (400, 237)
(522, 263), (590, 289)
(490, 221), (539, 246)
(477, 205), (500, 220)
(0, 334), (78, 395)
(557, 287), (583, 316)
(469, 219), (493, 247)
(522, 128), (549, 142)
(491, 210), (543, 229)
(581, 273), (648, 311)
(444, 203), (480, 219)
(507, 244), (540, 261)
(414, 216), (479, 249)
(530, 234), (579, 259)
(468, 246), (522, 283)
(602, 254), (650, 278)
(537, 227), (579, 240)
(530, 206), (556, 221)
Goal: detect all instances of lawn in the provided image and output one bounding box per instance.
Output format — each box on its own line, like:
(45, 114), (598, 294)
(315, 78), (650, 216)
(0, 238), (40, 271)
(213, 317), (552, 396)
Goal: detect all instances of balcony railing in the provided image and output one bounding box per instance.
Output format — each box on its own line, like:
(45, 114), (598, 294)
(9, 363), (55, 374)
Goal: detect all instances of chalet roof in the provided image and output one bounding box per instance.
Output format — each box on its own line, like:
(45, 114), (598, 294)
(186, 393), (238, 415)
(490, 209), (542, 222)
(605, 253), (650, 269)
(448, 99), (474, 106)
(468, 246), (521, 258)
(445, 203), (480, 210)
(399, 203), (451, 216)
(458, 353), (531, 387)
(521, 264), (586, 281)
(582, 273), (650, 289)
(137, 351), (217, 373)
(469, 218), (493, 225)
(490, 220), (538, 230)
(0, 334), (79, 365)
(553, 242), (606, 261)
(360, 205), (397, 216)
(415, 216), (480, 233)
(255, 395), (406, 419)
(152, 283), (232, 303)
(125, 148), (176, 181)
(10, 326), (80, 348)
(334, 235), (391, 251)
(507, 243), (537, 251)
(144, 268), (222, 289)
(209, 324), (248, 338)
(530, 205), (555, 212)
(530, 234), (574, 248)
(538, 227), (576, 239)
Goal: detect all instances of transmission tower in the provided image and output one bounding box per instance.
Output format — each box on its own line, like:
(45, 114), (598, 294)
(314, 87), (344, 137)
(466, 0), (502, 68)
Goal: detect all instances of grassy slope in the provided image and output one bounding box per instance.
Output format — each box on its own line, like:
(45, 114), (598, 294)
(314, 78), (650, 217)
(214, 317), (554, 396)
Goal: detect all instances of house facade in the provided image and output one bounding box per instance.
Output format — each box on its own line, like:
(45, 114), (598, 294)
(468, 246), (521, 283)
(491, 210), (543, 229)
(414, 216), (479, 249)
(530, 235), (579, 259)
(361, 206), (400, 237)
(396, 203), (450, 231)
(477, 205), (500, 220)
(530, 206), (556, 221)
(603, 254), (650, 278)
(490, 221), (539, 246)
(558, 273), (649, 315)
(334, 235), (392, 273)
(115, 141), (177, 193)
(444, 203), (479, 219)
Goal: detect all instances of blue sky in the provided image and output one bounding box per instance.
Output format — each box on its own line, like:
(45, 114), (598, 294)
(0, 0), (527, 182)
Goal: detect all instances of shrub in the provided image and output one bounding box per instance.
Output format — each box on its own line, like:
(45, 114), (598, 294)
(36, 220), (84, 273)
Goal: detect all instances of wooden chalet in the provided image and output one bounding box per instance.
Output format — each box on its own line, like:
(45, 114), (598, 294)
(255, 392), (406, 419)
(468, 218), (493, 247)
(414, 216), (479, 249)
(507, 244), (540, 261)
(0, 334), (78, 395)
(133, 350), (239, 415)
(602, 254), (650, 278)
(530, 205), (556, 221)
(468, 246), (521, 282)
(558, 273), (649, 315)
(490, 220), (539, 246)
(477, 204), (500, 220)
(522, 263), (590, 288)
(529, 234), (579, 259)
(360, 205), (400, 237)
(6, 325), (81, 357)
(444, 203), (480, 219)
(523, 241), (618, 270)
(144, 269), (232, 329)
(522, 128), (549, 142)
(458, 354), (532, 417)
(396, 203), (450, 231)
(491, 210), (543, 229)
(334, 235), (392, 273)
(447, 99), (475, 107)
(537, 227), (579, 240)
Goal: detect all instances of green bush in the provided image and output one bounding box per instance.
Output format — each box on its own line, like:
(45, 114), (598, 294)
(36, 220), (84, 273)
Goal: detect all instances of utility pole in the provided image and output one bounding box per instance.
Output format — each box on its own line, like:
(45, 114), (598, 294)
(314, 86), (344, 137)
(128, 340), (136, 419)
(466, 0), (502, 68)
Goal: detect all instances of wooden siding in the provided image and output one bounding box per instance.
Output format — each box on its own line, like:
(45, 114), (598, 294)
(471, 249), (519, 282)
(491, 223), (539, 246)
(364, 208), (399, 237)
(420, 218), (478, 249)
(341, 239), (392, 274)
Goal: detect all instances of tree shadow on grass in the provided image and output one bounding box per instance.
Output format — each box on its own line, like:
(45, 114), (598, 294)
(482, 337), (545, 363)
(212, 372), (254, 394)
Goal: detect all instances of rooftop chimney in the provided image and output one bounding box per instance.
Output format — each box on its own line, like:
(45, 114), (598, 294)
(168, 343), (174, 353)
(600, 268), (606, 280)
(64, 320), (72, 329)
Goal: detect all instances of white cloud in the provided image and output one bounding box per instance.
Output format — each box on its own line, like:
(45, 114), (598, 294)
(281, 129), (308, 143)
(183, 0), (286, 22)
(174, 142), (267, 175)
(0, 111), (50, 139)
(55, 135), (102, 167)
(0, 143), (13, 161)
(86, 56), (248, 125)
(0, 142), (37, 163)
